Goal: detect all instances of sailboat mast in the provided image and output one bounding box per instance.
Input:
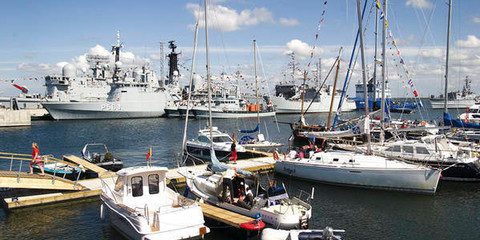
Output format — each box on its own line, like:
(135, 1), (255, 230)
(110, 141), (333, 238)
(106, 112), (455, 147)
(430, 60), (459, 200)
(327, 48), (343, 129)
(356, 0), (371, 153)
(181, 23), (199, 157)
(444, 0), (452, 113)
(204, 0), (213, 148)
(381, 0), (387, 125)
(254, 40), (260, 129)
(373, 3), (378, 110)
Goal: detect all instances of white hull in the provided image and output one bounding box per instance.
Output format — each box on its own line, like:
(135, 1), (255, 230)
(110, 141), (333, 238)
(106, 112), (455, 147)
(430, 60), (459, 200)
(430, 99), (477, 109)
(102, 198), (206, 240)
(43, 93), (167, 120)
(100, 166), (209, 240)
(275, 151), (440, 194)
(193, 107), (275, 119)
(183, 171), (311, 229)
(271, 96), (356, 114)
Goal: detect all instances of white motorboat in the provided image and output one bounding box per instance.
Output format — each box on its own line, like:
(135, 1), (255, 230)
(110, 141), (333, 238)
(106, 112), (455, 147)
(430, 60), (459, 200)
(80, 143), (123, 172)
(261, 227), (345, 240)
(458, 103), (480, 124)
(274, 150), (441, 194)
(185, 126), (248, 162)
(181, 168), (312, 229)
(100, 166), (209, 240)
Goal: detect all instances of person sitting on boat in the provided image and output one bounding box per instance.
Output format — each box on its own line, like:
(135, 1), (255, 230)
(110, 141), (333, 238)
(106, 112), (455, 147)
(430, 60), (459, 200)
(233, 185), (251, 209)
(244, 183), (254, 207)
(267, 180), (276, 198)
(222, 167), (237, 203)
(29, 142), (44, 175)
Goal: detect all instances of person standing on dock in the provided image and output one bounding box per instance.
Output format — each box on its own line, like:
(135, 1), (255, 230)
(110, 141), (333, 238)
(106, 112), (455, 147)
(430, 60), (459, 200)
(29, 142), (44, 175)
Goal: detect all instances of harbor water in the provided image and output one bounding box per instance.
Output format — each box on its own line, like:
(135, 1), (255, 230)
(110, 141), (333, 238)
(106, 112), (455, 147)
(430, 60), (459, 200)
(1, 104), (480, 239)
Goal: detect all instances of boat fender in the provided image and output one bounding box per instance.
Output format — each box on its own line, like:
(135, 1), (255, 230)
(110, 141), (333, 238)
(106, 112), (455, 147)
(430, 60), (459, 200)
(100, 204), (105, 220)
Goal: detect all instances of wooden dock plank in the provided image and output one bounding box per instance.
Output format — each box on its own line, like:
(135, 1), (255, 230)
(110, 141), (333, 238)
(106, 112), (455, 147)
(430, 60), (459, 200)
(3, 189), (101, 210)
(0, 171), (85, 190)
(63, 155), (107, 174)
(197, 201), (254, 228)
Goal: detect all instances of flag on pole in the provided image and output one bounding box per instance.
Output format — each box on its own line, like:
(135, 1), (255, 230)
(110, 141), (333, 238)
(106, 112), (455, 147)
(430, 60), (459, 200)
(146, 146), (152, 161)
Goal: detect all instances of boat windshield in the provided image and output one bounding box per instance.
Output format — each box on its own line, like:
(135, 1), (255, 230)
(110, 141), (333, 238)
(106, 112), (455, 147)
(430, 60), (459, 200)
(212, 136), (232, 143)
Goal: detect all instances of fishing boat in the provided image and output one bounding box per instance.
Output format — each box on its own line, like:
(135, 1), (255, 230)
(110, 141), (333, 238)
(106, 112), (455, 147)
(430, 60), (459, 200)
(81, 143), (123, 172)
(100, 166), (209, 239)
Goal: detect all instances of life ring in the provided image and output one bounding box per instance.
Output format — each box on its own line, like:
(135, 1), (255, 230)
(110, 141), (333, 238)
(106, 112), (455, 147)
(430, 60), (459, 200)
(222, 106), (227, 111)
(272, 151), (279, 160)
(116, 97), (120, 102)
(420, 121), (426, 126)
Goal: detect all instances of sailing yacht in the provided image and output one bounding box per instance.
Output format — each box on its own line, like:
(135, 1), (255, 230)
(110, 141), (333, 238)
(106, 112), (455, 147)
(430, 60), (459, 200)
(275, 0), (441, 195)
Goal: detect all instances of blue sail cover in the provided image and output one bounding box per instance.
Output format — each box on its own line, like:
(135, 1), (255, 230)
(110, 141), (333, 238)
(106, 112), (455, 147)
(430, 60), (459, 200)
(444, 112), (480, 129)
(240, 135), (257, 144)
(240, 124), (260, 133)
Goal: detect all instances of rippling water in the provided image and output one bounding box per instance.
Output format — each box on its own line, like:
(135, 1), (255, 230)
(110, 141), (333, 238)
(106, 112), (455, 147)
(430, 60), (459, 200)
(1, 105), (479, 239)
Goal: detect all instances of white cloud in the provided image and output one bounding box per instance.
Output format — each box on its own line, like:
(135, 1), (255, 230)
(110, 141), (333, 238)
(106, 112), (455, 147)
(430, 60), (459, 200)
(406, 0), (433, 9)
(419, 48), (443, 58)
(283, 39), (323, 60)
(279, 18), (300, 26)
(473, 17), (480, 23)
(455, 35), (480, 48)
(186, 3), (273, 32)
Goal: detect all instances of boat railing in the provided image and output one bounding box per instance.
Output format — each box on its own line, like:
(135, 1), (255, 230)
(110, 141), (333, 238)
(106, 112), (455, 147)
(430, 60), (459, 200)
(99, 174), (120, 203)
(0, 152), (82, 188)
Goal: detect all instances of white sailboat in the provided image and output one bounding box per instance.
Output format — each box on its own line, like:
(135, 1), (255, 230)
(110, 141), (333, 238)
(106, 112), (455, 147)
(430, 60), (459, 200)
(239, 40), (283, 151)
(100, 166), (209, 239)
(274, 0), (441, 195)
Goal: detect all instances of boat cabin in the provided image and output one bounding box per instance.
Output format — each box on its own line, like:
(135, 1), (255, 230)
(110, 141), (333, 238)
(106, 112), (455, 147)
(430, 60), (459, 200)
(112, 166), (175, 209)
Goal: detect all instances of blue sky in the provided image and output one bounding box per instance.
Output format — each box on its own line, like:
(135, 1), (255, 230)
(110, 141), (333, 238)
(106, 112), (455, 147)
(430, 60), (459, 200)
(1, 0), (480, 98)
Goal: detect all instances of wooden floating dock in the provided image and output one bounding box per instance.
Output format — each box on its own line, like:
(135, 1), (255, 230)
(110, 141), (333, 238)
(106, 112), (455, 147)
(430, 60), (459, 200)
(197, 201), (254, 228)
(0, 153), (275, 229)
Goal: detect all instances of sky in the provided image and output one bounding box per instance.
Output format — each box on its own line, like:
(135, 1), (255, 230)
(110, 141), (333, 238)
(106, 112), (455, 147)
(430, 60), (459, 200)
(0, 0), (480, 98)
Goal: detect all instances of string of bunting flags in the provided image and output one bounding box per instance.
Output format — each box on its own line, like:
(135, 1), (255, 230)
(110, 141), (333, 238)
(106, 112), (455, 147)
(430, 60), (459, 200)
(376, 0), (421, 101)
